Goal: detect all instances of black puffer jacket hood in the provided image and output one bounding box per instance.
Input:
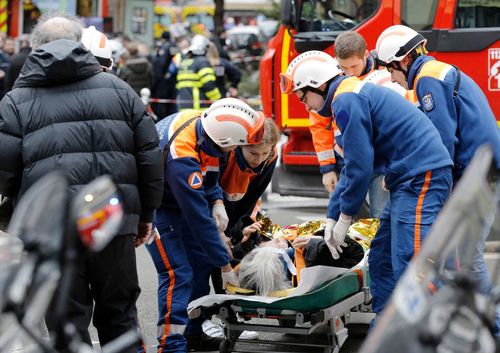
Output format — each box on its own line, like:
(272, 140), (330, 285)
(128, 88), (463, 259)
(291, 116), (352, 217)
(0, 39), (163, 235)
(14, 39), (102, 88)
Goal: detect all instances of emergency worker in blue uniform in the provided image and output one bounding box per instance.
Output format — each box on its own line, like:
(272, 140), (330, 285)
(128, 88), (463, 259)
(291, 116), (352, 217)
(148, 98), (266, 352)
(376, 25), (500, 332)
(280, 51), (453, 320)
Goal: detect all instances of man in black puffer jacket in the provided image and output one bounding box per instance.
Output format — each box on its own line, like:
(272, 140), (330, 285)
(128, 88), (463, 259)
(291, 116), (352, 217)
(0, 13), (163, 353)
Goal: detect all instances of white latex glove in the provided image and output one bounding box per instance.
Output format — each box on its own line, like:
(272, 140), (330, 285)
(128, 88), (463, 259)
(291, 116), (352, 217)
(333, 214), (351, 247)
(324, 218), (343, 259)
(221, 269), (239, 289)
(212, 203), (229, 232)
(322, 171), (338, 193)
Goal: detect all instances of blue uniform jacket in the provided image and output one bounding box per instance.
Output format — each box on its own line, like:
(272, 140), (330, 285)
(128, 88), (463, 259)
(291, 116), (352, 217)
(408, 56), (500, 180)
(320, 76), (452, 220)
(156, 112), (230, 267)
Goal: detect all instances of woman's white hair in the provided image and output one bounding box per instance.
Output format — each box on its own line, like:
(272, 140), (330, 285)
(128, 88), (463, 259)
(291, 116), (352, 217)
(238, 248), (290, 296)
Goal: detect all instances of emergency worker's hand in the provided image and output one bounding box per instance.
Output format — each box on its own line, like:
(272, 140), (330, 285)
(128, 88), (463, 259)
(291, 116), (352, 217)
(324, 218), (342, 259)
(333, 214), (351, 247)
(135, 222), (153, 247)
(322, 171), (338, 193)
(146, 227), (161, 245)
(212, 202), (229, 232)
(242, 222), (262, 243)
(221, 265), (239, 289)
(228, 87), (238, 98)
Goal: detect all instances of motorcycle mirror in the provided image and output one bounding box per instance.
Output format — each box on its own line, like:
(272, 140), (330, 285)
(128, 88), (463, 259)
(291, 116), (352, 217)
(72, 176), (123, 252)
(7, 172), (68, 255)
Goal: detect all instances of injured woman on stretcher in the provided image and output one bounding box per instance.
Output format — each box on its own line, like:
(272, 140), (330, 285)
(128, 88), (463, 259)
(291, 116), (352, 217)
(225, 216), (375, 297)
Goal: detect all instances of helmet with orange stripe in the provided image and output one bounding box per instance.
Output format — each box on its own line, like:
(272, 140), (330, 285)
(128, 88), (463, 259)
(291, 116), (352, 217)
(201, 98), (266, 147)
(81, 26), (114, 70)
(280, 51), (342, 95)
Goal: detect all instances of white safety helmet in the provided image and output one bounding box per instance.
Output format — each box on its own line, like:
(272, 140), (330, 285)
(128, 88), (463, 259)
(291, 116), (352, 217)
(375, 25), (427, 64)
(108, 38), (126, 65)
(187, 34), (211, 55)
(201, 98), (266, 147)
(81, 26), (114, 70)
(170, 23), (188, 40)
(280, 51), (342, 94)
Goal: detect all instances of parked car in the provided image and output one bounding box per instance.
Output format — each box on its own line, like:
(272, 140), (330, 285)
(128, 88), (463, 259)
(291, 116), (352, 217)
(227, 25), (263, 56)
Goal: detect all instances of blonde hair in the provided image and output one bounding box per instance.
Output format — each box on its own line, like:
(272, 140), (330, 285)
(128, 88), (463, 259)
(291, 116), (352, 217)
(207, 41), (220, 67)
(260, 118), (280, 146)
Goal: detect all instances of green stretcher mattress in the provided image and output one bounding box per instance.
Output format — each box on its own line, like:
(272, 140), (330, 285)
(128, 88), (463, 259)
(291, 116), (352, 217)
(234, 271), (361, 314)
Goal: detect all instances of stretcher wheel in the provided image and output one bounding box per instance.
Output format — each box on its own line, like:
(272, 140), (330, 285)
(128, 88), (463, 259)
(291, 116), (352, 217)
(219, 339), (233, 353)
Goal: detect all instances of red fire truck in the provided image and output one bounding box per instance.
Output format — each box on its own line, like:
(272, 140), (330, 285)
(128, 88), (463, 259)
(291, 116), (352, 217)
(261, 0), (500, 197)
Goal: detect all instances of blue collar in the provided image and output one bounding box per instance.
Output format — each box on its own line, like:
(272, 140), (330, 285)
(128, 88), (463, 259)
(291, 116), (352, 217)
(407, 55), (435, 90)
(196, 120), (226, 158)
(361, 55), (374, 76)
(317, 75), (346, 117)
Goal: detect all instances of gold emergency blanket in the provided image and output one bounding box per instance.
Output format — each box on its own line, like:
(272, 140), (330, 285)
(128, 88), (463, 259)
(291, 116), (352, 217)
(347, 218), (379, 251)
(255, 214), (379, 250)
(256, 213), (324, 240)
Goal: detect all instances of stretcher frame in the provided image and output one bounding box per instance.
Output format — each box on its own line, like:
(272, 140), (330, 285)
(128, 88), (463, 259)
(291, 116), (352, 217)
(200, 257), (374, 353)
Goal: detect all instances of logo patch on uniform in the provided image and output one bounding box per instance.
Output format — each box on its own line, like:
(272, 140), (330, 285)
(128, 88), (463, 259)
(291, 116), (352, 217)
(422, 93), (434, 111)
(488, 48), (500, 91)
(188, 172), (203, 189)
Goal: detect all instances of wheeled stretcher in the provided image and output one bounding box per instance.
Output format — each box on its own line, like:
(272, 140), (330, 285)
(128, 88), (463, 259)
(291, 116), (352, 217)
(188, 263), (374, 353)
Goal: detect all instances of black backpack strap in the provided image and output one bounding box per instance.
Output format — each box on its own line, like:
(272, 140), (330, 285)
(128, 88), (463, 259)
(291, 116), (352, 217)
(452, 65), (461, 97)
(162, 116), (199, 163)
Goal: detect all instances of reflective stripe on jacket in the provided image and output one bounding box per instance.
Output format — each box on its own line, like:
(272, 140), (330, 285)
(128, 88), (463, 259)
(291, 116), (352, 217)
(176, 56), (221, 110)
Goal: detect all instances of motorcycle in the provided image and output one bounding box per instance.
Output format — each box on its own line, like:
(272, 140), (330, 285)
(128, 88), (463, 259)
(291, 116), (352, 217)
(0, 172), (140, 353)
(359, 144), (500, 353)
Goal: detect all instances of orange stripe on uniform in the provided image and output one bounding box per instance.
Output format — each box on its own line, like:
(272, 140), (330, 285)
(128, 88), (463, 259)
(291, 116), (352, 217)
(155, 237), (176, 353)
(414, 171), (432, 255)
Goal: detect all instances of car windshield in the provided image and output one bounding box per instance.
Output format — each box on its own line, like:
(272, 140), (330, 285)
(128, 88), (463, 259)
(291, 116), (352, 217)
(359, 145), (500, 353)
(297, 0), (380, 32)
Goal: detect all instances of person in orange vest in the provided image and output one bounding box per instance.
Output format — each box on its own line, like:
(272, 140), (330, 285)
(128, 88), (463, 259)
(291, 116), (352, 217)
(333, 31), (419, 218)
(376, 24), (500, 334)
(306, 32), (416, 209)
(308, 111), (339, 193)
(149, 98), (266, 352)
(280, 50), (453, 324)
(204, 117), (281, 340)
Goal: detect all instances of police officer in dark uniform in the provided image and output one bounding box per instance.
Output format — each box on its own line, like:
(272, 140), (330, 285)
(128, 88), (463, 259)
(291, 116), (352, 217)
(151, 31), (178, 119)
